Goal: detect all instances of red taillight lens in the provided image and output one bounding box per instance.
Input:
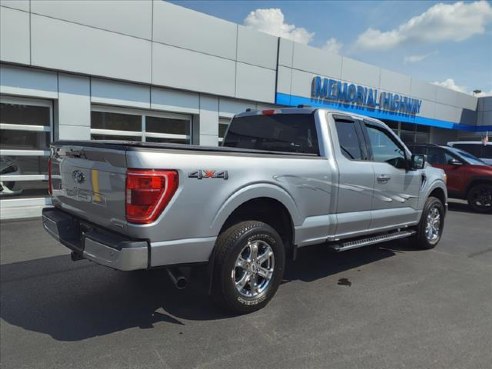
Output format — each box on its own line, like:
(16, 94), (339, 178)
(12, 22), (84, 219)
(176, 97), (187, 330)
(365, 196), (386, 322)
(262, 109), (276, 116)
(48, 157), (53, 195)
(125, 169), (178, 224)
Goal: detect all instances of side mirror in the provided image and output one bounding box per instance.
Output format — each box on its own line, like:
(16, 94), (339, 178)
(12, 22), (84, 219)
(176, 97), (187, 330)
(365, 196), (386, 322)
(448, 158), (463, 166)
(411, 154), (426, 170)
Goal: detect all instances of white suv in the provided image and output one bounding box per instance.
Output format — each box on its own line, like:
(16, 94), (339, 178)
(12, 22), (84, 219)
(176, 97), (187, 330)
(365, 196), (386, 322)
(447, 141), (492, 165)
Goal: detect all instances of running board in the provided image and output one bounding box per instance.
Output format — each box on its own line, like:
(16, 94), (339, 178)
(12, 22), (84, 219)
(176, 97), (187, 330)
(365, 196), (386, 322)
(330, 230), (416, 252)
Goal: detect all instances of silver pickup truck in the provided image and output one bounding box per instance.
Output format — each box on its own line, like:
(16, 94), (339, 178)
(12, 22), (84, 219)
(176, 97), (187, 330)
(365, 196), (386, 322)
(43, 107), (447, 313)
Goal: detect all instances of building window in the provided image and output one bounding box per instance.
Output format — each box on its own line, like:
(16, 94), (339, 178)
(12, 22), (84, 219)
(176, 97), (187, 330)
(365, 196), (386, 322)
(90, 106), (191, 144)
(404, 123), (430, 144)
(0, 97), (52, 199)
(381, 120), (431, 144)
(383, 120), (399, 136)
(218, 117), (231, 144)
(398, 122), (430, 144)
(146, 116), (191, 144)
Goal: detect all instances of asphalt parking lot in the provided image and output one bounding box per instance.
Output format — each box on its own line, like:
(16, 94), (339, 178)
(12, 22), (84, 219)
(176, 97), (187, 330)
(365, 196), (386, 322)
(1, 200), (491, 369)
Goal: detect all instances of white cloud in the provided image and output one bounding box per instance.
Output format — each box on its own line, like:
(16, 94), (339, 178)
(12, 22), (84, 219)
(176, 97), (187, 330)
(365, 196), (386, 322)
(433, 78), (468, 93)
(356, 1), (492, 50)
(244, 8), (342, 54)
(322, 37), (343, 54)
(433, 79), (492, 96)
(244, 8), (314, 44)
(403, 51), (437, 64)
(356, 28), (401, 50)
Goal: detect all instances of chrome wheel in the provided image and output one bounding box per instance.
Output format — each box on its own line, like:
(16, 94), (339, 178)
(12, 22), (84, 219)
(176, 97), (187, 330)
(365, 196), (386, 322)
(413, 197), (445, 250)
(425, 206), (441, 243)
(232, 240), (275, 298)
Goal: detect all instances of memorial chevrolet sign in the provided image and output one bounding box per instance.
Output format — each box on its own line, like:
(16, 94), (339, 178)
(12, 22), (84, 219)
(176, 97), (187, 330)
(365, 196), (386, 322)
(311, 76), (422, 116)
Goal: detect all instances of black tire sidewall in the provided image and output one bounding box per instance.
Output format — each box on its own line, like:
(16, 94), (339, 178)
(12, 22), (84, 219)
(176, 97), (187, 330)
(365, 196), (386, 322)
(214, 222), (285, 313)
(415, 197), (445, 249)
(467, 184), (492, 213)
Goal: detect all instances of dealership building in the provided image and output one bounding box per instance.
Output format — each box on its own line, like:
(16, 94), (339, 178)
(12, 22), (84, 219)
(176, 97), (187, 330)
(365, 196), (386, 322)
(1, 0), (491, 219)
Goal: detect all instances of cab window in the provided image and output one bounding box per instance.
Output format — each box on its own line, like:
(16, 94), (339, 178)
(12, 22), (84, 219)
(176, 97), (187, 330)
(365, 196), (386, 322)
(453, 144), (481, 157)
(224, 114), (319, 155)
(483, 145), (492, 158)
(366, 125), (406, 169)
(334, 119), (364, 160)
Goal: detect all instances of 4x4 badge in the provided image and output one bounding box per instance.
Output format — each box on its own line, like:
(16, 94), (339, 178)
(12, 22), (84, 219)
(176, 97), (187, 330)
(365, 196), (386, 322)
(189, 170), (228, 180)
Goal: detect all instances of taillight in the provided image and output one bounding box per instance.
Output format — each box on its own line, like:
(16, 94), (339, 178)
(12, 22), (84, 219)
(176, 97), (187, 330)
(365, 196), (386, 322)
(48, 157), (53, 195)
(126, 169), (178, 224)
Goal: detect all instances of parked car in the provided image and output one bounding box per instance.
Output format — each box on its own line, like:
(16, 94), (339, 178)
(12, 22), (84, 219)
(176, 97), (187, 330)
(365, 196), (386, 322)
(43, 108), (447, 313)
(0, 156), (22, 196)
(408, 144), (492, 213)
(447, 141), (492, 165)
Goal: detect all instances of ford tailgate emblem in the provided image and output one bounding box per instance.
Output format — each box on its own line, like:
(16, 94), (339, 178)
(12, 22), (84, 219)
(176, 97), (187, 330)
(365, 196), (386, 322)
(72, 170), (85, 184)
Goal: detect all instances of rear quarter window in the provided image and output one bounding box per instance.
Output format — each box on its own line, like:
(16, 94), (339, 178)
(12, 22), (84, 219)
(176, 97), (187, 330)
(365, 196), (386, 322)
(223, 114), (319, 155)
(453, 144), (481, 157)
(482, 145), (492, 158)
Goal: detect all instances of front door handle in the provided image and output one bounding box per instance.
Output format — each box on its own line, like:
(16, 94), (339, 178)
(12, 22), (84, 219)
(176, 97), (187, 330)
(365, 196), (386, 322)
(377, 174), (391, 183)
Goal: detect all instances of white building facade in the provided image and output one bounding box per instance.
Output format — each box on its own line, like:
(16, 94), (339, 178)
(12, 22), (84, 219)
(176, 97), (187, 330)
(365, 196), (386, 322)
(1, 0), (491, 219)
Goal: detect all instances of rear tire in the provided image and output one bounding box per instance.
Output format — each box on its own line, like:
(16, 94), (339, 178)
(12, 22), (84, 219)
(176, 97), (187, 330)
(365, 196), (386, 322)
(211, 221), (285, 314)
(412, 196), (445, 250)
(467, 184), (492, 213)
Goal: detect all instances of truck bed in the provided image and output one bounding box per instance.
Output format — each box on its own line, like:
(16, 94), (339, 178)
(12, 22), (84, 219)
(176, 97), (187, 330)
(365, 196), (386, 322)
(54, 140), (319, 157)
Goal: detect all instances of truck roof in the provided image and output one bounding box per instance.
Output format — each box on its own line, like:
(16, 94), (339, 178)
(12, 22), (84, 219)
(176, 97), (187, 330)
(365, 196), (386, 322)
(235, 107), (385, 127)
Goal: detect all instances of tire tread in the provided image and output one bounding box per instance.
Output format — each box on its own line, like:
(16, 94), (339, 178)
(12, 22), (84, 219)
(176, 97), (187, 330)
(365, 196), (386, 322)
(212, 221), (284, 314)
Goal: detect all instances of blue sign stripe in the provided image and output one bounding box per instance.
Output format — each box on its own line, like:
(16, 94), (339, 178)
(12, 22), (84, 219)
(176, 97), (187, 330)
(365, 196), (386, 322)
(276, 92), (492, 132)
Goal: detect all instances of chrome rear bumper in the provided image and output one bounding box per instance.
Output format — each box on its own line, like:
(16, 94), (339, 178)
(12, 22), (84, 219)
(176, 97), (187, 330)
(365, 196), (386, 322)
(42, 207), (148, 271)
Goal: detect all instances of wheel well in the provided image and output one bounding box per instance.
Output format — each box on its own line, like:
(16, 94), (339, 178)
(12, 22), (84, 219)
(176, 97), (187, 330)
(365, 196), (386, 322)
(465, 180), (492, 197)
(220, 197), (294, 250)
(429, 187), (446, 206)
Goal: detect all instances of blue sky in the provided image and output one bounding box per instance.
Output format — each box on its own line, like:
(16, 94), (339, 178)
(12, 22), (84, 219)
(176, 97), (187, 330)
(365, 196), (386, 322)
(170, 0), (492, 96)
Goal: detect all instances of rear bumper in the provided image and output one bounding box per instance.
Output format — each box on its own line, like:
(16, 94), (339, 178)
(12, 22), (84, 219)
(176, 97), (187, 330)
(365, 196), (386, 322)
(42, 207), (148, 271)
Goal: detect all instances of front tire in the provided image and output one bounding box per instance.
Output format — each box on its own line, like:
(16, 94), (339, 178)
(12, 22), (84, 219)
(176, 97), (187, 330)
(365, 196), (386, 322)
(467, 184), (492, 213)
(211, 221), (285, 314)
(412, 196), (445, 249)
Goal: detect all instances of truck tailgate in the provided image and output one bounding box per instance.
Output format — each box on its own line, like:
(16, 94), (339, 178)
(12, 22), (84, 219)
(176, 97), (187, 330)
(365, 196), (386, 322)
(50, 143), (128, 233)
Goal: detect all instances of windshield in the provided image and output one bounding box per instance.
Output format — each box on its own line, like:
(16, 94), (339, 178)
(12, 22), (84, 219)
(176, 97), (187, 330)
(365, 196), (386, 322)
(447, 146), (486, 165)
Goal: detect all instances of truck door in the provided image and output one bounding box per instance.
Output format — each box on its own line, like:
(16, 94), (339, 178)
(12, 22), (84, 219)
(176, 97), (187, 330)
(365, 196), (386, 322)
(362, 121), (422, 228)
(331, 116), (374, 237)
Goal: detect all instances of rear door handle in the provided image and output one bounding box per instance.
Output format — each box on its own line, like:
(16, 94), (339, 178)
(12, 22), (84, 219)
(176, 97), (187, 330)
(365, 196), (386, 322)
(377, 174), (391, 183)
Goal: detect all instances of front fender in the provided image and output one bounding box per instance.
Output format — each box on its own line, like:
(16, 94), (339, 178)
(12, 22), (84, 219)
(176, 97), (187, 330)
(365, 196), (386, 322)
(419, 178), (448, 210)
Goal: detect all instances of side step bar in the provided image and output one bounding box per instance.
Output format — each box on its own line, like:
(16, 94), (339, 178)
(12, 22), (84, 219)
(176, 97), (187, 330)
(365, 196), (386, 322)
(330, 230), (416, 252)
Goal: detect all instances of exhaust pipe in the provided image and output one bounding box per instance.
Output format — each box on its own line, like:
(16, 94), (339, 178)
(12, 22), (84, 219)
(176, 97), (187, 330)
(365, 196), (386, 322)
(167, 268), (188, 290)
(71, 251), (84, 262)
